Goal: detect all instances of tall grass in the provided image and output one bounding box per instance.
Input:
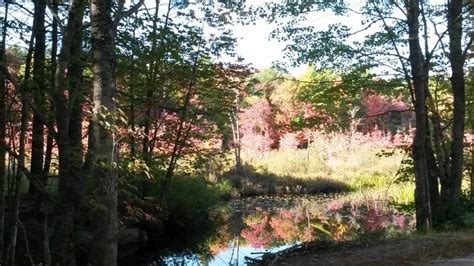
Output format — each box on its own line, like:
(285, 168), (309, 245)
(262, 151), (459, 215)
(244, 131), (404, 182)
(229, 130), (413, 200)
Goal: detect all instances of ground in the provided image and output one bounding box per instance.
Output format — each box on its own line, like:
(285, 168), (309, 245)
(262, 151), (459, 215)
(272, 231), (474, 265)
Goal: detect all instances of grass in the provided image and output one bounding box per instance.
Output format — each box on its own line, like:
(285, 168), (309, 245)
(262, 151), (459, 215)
(250, 132), (403, 179)
(218, 131), (410, 201)
(221, 164), (351, 197)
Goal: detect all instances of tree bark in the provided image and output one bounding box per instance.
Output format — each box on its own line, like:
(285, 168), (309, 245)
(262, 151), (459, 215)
(5, 4), (35, 263)
(43, 0), (58, 177)
(142, 0), (165, 161)
(7, 92), (29, 266)
(90, 0), (119, 263)
(445, 0), (465, 202)
(52, 0), (85, 264)
(141, 0), (168, 198)
(0, 1), (9, 262)
(406, 0), (431, 230)
(29, 0), (47, 195)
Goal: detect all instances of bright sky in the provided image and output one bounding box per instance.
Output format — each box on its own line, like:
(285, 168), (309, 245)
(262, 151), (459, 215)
(4, 0), (463, 76)
(229, 0), (365, 76)
(232, 20), (291, 71)
(226, 0), (452, 76)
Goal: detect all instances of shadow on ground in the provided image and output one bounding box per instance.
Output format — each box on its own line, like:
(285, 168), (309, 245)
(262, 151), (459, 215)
(220, 164), (351, 197)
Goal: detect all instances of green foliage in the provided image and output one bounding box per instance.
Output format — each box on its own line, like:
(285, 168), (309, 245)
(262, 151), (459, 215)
(119, 153), (232, 226)
(161, 175), (225, 223)
(349, 175), (390, 190)
(435, 194), (474, 230)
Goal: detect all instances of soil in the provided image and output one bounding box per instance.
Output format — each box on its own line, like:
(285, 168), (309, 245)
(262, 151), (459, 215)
(271, 231), (474, 265)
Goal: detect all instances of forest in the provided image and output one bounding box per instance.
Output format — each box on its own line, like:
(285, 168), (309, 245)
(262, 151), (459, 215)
(0, 0), (473, 265)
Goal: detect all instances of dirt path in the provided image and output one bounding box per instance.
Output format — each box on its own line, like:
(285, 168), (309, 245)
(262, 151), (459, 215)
(431, 254), (474, 265)
(273, 232), (474, 265)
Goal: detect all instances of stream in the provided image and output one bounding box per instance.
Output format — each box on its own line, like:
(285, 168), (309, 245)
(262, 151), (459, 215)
(120, 195), (411, 265)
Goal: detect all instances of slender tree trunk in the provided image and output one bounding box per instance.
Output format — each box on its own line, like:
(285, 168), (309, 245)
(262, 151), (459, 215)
(230, 112), (242, 171)
(406, 0), (431, 230)
(29, 0), (47, 196)
(160, 50), (201, 201)
(7, 97), (28, 266)
(446, 0), (465, 202)
(425, 126), (440, 219)
(5, 8), (35, 263)
(143, 0), (164, 157)
(90, 0), (119, 263)
(40, 6), (58, 263)
(43, 1), (58, 178)
(128, 15), (137, 156)
(141, 0), (170, 198)
(0, 1), (9, 262)
(53, 0), (85, 264)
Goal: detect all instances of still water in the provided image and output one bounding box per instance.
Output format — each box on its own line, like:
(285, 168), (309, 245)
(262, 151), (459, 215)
(123, 196), (410, 266)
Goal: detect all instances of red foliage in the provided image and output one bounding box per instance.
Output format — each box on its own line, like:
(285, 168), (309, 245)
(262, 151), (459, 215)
(239, 99), (278, 152)
(361, 89), (413, 133)
(239, 97), (329, 152)
(241, 211), (273, 248)
(269, 209), (304, 242)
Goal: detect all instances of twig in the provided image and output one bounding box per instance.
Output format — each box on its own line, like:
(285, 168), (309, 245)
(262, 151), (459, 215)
(18, 218), (34, 265)
(5, 147), (50, 198)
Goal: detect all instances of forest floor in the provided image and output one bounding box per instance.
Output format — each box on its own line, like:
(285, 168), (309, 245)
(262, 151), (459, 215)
(273, 231), (474, 265)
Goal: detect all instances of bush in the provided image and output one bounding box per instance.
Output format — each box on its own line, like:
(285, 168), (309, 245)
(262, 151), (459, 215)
(162, 175), (230, 224)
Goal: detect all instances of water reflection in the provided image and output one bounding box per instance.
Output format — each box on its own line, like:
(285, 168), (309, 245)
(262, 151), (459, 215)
(128, 196), (412, 265)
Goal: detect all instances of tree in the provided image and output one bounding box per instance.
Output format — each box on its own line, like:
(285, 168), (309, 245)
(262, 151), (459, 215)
(0, 0), (243, 263)
(53, 0), (86, 263)
(445, 0), (466, 202)
(259, 0), (472, 229)
(29, 0), (47, 196)
(0, 0), (8, 262)
(89, 0), (119, 263)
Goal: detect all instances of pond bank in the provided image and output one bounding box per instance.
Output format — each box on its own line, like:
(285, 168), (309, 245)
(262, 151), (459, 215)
(267, 231), (474, 265)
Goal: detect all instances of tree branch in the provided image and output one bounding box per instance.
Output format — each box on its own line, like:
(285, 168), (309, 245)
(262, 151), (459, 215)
(113, 0), (144, 30)
(5, 147), (50, 198)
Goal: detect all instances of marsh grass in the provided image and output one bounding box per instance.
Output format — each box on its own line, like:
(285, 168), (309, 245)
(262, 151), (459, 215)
(220, 131), (410, 200)
(222, 164), (351, 197)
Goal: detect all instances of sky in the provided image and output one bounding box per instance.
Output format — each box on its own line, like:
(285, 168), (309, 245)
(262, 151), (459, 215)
(4, 0), (467, 75)
(221, 0), (459, 76)
(232, 19), (293, 72)
(228, 0), (365, 76)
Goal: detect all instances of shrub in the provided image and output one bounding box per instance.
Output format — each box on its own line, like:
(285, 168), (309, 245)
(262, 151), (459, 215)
(163, 175), (223, 224)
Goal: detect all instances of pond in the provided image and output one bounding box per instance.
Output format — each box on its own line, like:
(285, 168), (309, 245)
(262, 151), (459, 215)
(120, 195), (411, 265)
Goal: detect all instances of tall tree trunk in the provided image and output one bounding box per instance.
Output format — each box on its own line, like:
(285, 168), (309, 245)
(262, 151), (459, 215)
(0, 1), (9, 262)
(160, 50), (201, 201)
(406, 0), (431, 230)
(7, 96), (28, 266)
(29, 0), (47, 196)
(141, 0), (171, 198)
(53, 0), (85, 264)
(90, 0), (119, 263)
(43, 0), (59, 178)
(41, 5), (58, 263)
(5, 7), (35, 263)
(446, 0), (465, 202)
(230, 111), (242, 172)
(142, 0), (164, 161)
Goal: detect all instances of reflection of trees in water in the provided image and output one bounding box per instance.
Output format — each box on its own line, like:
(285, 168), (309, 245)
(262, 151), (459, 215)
(157, 198), (412, 265)
(238, 199), (411, 248)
